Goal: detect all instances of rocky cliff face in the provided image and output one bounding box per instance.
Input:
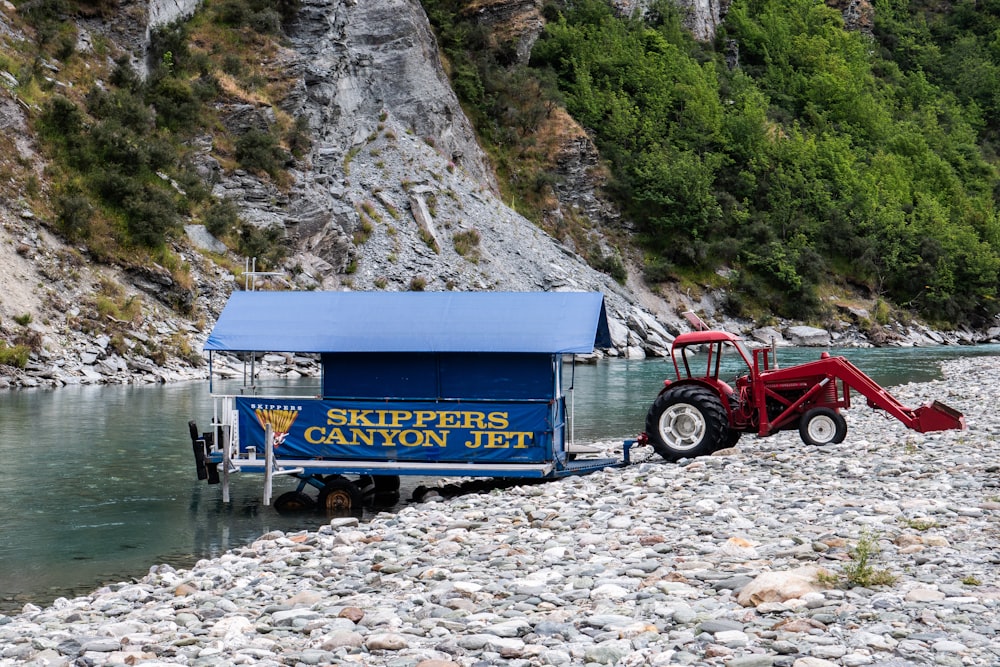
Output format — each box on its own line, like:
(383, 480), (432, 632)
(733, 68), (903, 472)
(201, 0), (685, 357)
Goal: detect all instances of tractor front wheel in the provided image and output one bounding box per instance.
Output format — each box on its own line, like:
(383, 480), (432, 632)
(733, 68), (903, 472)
(645, 386), (728, 462)
(799, 407), (847, 446)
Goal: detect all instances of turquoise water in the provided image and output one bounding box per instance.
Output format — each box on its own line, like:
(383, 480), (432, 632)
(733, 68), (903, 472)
(0, 344), (997, 612)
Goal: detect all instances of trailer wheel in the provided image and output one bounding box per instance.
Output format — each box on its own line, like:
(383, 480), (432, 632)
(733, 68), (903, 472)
(374, 475), (401, 492)
(318, 475), (363, 512)
(354, 475), (401, 506)
(356, 475), (377, 500)
(645, 385), (728, 462)
(799, 407), (847, 446)
(273, 491), (316, 513)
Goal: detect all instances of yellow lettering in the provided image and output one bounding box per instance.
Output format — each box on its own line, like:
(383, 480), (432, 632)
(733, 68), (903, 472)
(349, 428), (374, 446)
(463, 412), (487, 429)
(388, 410), (412, 427)
(484, 432), (509, 448)
(439, 411), (460, 428)
(304, 426), (326, 443)
(413, 410), (437, 427)
(348, 409), (376, 427)
(488, 411), (509, 429)
(322, 428), (352, 445)
(398, 430), (424, 447)
(326, 409), (347, 426)
(376, 429), (398, 446)
(424, 430), (448, 448)
(463, 430), (534, 449)
(508, 431), (533, 449)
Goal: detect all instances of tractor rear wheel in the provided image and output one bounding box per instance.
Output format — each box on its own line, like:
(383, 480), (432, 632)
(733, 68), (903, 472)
(799, 407), (847, 446)
(720, 428), (742, 451)
(645, 385), (728, 462)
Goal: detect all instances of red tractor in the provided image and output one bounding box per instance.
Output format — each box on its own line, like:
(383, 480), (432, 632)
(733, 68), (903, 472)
(643, 317), (966, 462)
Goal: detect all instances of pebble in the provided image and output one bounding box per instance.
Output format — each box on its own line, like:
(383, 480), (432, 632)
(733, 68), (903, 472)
(0, 356), (998, 666)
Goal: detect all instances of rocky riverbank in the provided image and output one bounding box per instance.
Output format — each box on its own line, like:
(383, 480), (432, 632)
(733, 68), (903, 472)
(1, 355), (998, 667)
(3, 308), (999, 390)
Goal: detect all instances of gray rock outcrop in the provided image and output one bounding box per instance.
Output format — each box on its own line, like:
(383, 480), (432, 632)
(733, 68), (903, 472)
(286, 0), (496, 190)
(613, 0), (731, 42)
(785, 325), (832, 347)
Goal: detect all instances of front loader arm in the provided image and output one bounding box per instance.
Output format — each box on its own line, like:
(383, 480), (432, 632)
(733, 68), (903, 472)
(767, 354), (966, 433)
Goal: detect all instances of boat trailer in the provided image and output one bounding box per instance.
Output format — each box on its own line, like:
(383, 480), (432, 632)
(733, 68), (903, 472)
(187, 291), (637, 512)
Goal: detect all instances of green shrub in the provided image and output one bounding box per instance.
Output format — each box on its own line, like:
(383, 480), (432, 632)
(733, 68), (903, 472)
(56, 186), (94, 240)
(286, 115), (312, 158)
(85, 87), (152, 133)
(842, 529), (897, 588)
(147, 76), (201, 132)
(235, 128), (288, 177)
(37, 95), (85, 144)
(642, 256), (674, 284)
(204, 198), (241, 238)
(19, 0), (69, 46)
(236, 222), (287, 269)
(418, 228), (440, 254)
(0, 342), (30, 368)
(213, 0), (299, 33)
(452, 228), (481, 261)
(592, 249), (627, 283)
(353, 216), (374, 245)
(124, 185), (180, 248)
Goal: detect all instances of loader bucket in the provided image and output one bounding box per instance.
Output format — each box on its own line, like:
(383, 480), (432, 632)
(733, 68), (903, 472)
(912, 400), (965, 433)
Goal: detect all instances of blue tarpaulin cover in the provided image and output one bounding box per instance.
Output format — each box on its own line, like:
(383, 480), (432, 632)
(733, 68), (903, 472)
(205, 291), (611, 353)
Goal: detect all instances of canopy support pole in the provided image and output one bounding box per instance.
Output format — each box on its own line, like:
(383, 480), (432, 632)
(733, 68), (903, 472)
(263, 423), (274, 506)
(221, 423), (231, 503)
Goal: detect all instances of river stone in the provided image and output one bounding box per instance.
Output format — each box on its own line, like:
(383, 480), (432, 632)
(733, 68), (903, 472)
(320, 630), (364, 649)
(483, 635), (525, 654)
(726, 656), (775, 667)
(699, 619), (746, 634)
(366, 633), (409, 650)
(210, 615), (252, 638)
(539, 649), (572, 665)
(584, 639), (632, 665)
(933, 640), (967, 653)
(737, 566), (829, 607)
(80, 637), (120, 652)
(905, 588), (946, 602)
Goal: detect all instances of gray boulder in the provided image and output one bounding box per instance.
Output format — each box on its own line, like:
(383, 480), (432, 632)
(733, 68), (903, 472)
(784, 326), (831, 347)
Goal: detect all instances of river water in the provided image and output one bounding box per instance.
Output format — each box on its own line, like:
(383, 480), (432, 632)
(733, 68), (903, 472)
(2, 344), (998, 612)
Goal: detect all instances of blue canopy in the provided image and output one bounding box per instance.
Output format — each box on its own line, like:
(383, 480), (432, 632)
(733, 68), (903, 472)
(204, 291), (611, 353)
